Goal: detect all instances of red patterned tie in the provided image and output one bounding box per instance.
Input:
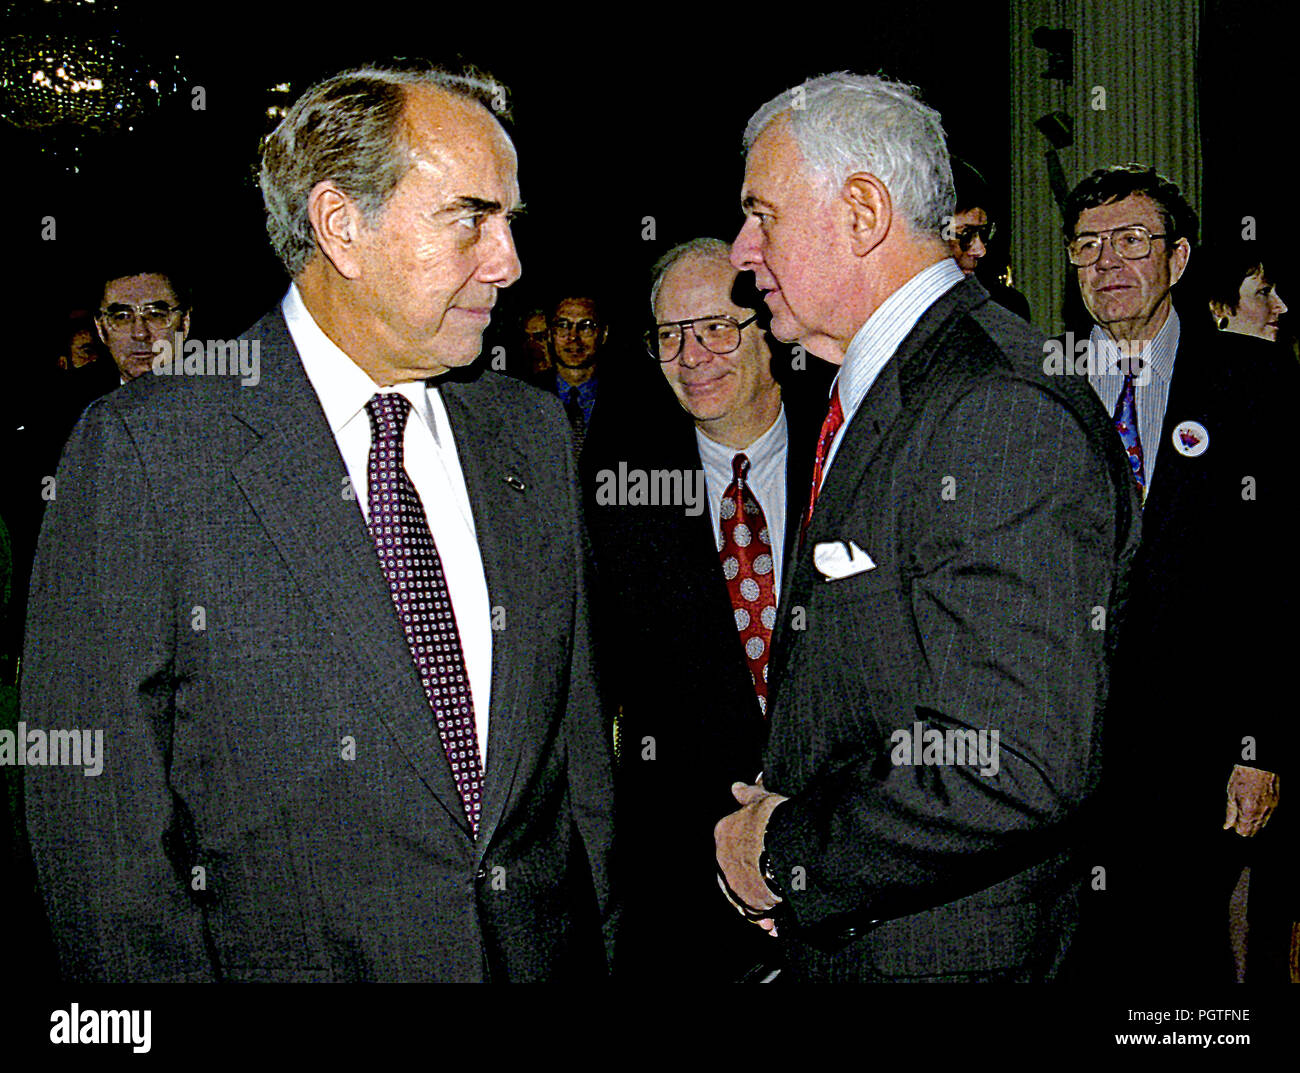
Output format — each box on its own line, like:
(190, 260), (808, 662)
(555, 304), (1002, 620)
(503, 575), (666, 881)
(801, 383), (845, 542)
(719, 453), (777, 715)
(365, 393), (485, 835)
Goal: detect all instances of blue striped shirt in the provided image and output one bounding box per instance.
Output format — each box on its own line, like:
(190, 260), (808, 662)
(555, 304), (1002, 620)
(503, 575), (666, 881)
(1086, 309), (1180, 496)
(824, 257), (966, 474)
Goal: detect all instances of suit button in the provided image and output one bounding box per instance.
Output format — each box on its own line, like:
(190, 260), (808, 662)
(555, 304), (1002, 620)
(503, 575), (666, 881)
(474, 867), (487, 881)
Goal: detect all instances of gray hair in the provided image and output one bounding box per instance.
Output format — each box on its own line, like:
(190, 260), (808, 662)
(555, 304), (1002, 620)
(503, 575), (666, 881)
(743, 72), (955, 236)
(649, 237), (733, 315)
(260, 62), (508, 277)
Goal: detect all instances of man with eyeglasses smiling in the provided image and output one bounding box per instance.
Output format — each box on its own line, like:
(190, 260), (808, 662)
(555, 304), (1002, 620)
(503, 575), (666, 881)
(1062, 164), (1300, 985)
(94, 267), (191, 384)
(585, 237), (828, 981)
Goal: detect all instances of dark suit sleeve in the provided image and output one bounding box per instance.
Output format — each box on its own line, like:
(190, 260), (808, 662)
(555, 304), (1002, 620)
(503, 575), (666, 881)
(22, 403), (217, 981)
(767, 377), (1118, 927)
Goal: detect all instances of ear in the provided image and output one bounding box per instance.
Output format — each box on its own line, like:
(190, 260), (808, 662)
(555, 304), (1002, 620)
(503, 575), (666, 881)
(1208, 298), (1231, 319)
(597, 324), (609, 348)
(179, 310), (192, 339)
(1169, 237), (1191, 288)
(93, 316), (108, 347)
(307, 181), (367, 279)
(842, 172), (891, 257)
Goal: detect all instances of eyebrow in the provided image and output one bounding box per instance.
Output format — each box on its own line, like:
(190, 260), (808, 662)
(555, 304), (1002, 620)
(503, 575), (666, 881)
(1072, 223), (1149, 236)
(741, 194), (777, 212)
(438, 196), (526, 219)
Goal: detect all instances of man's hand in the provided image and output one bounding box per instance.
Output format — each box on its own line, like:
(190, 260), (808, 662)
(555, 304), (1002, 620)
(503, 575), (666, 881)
(1223, 765), (1279, 837)
(714, 780), (788, 931)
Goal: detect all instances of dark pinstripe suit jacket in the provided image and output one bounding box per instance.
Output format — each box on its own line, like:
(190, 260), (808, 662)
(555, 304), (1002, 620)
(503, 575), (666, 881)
(22, 308), (616, 982)
(761, 277), (1141, 980)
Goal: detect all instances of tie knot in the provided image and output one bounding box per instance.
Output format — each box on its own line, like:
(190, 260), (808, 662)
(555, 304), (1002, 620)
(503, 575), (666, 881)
(731, 453), (751, 482)
(366, 392), (412, 444)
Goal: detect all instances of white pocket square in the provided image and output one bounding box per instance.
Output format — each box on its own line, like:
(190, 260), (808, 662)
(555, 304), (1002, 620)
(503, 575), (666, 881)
(813, 540), (877, 580)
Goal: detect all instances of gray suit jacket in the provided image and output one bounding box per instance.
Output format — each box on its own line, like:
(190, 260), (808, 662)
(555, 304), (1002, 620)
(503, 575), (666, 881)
(22, 308), (616, 982)
(762, 278), (1140, 980)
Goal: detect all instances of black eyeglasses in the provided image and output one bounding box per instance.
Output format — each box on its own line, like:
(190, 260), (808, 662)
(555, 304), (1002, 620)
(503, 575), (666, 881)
(953, 222), (996, 251)
(1067, 225), (1166, 267)
(643, 313), (758, 363)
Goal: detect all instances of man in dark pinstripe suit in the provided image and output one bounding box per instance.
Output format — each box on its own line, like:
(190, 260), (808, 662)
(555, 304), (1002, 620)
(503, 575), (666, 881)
(713, 72), (1140, 981)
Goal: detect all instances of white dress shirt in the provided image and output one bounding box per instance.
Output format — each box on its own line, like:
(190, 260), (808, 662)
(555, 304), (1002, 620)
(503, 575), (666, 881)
(282, 284), (493, 769)
(696, 405), (789, 594)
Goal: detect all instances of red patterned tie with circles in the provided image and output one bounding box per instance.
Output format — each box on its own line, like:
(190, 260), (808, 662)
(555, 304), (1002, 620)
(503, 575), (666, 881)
(719, 453), (777, 716)
(365, 393), (484, 835)
(801, 383), (845, 543)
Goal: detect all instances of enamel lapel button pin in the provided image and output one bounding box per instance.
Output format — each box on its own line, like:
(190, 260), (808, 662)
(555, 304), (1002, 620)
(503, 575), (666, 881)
(1172, 420), (1209, 458)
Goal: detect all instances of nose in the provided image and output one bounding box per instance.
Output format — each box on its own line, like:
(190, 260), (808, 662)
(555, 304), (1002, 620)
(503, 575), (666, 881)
(482, 219), (522, 287)
(969, 236), (987, 259)
(730, 217), (762, 271)
(677, 328), (714, 369)
(1093, 234), (1123, 269)
(1272, 290), (1287, 316)
(130, 313), (151, 339)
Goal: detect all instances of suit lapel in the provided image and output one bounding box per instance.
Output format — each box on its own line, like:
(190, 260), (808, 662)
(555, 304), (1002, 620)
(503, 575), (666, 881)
(437, 379), (541, 852)
(229, 311), (473, 836)
(769, 277), (984, 692)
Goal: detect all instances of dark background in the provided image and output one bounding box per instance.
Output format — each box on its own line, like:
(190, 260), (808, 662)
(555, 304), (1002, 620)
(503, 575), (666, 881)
(0, 0), (1296, 996)
(4, 1), (1018, 358)
(5, 1), (1292, 368)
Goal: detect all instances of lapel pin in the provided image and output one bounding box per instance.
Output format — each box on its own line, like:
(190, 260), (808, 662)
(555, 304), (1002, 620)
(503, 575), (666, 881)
(504, 474), (527, 492)
(1172, 419), (1209, 458)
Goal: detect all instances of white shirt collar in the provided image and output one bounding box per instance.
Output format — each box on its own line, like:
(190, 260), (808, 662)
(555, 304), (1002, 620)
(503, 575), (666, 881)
(281, 283), (438, 442)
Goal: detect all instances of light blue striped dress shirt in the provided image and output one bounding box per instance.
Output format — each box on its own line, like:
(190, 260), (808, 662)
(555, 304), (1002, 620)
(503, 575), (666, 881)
(824, 257), (967, 474)
(1085, 309), (1180, 496)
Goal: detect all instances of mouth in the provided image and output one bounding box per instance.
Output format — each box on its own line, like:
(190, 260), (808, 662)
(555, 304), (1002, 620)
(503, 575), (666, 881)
(682, 374), (729, 396)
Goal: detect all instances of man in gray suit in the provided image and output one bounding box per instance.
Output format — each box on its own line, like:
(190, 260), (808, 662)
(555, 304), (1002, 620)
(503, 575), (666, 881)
(22, 63), (615, 982)
(713, 72), (1140, 980)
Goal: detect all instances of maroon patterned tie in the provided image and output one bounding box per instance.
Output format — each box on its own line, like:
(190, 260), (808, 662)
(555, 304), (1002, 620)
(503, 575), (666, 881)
(719, 453), (777, 715)
(365, 393), (484, 835)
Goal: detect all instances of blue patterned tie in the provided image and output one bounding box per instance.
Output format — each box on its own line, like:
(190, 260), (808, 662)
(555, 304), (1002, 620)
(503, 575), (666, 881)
(365, 393), (484, 835)
(1112, 371), (1145, 493)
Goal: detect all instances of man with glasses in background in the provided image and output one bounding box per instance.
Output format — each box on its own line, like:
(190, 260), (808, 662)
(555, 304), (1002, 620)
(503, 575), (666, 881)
(584, 238), (828, 980)
(548, 291), (606, 455)
(1062, 164), (1299, 983)
(95, 265), (192, 384)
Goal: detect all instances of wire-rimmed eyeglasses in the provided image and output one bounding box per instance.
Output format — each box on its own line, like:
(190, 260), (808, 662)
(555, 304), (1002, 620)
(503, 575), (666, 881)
(97, 302), (186, 333)
(1067, 225), (1167, 267)
(643, 313), (758, 363)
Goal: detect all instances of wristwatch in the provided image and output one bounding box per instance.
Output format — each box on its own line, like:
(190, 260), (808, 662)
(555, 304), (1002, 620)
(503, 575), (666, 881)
(758, 849), (785, 901)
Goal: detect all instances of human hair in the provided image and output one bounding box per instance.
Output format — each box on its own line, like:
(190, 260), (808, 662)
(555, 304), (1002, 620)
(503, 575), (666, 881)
(98, 263), (191, 312)
(547, 292), (602, 324)
(742, 71), (955, 235)
(648, 237), (734, 314)
(951, 158), (990, 216)
(1061, 163), (1199, 247)
(260, 61), (508, 277)
(1200, 240), (1269, 315)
